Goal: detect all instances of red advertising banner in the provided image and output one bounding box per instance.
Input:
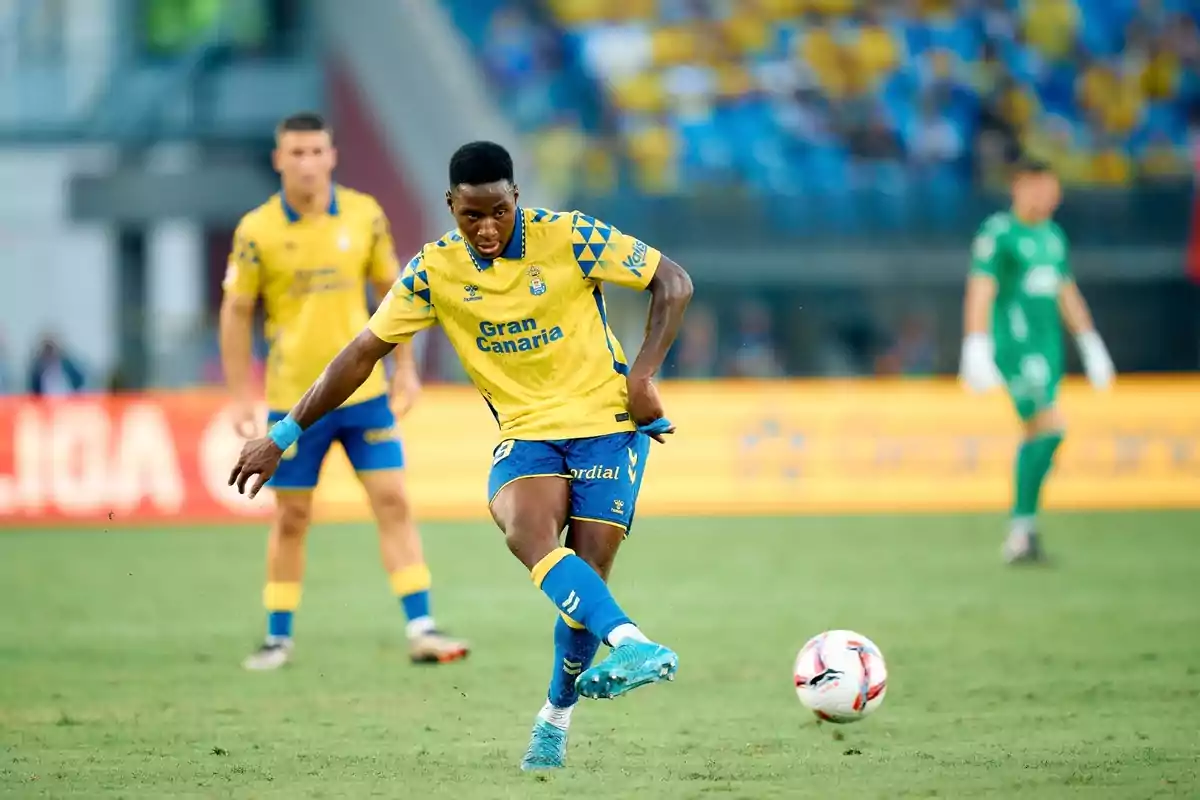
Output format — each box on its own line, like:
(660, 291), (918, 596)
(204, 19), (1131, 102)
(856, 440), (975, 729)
(0, 393), (272, 524)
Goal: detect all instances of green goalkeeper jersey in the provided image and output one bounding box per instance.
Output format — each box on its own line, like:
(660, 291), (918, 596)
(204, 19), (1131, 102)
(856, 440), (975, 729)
(969, 210), (1071, 365)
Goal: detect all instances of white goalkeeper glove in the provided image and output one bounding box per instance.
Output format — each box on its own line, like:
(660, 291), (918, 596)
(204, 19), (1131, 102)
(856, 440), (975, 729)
(959, 333), (1004, 393)
(1075, 330), (1115, 390)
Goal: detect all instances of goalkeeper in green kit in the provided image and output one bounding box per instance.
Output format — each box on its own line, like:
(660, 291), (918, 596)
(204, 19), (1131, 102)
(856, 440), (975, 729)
(959, 159), (1115, 564)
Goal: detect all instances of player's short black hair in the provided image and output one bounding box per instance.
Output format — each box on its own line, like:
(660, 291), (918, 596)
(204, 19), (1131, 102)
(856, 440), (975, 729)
(1013, 156), (1054, 176)
(276, 111), (331, 138)
(449, 141), (514, 189)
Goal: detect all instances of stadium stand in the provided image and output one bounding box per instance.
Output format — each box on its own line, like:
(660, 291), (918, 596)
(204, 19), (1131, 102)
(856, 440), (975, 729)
(442, 0), (1200, 200)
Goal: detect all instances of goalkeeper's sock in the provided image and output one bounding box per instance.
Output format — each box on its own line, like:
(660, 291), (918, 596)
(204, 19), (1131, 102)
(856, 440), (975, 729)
(1012, 432), (1064, 524)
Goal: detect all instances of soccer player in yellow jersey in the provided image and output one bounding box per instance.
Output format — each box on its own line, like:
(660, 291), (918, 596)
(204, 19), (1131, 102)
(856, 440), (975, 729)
(220, 112), (469, 670)
(229, 141), (693, 770)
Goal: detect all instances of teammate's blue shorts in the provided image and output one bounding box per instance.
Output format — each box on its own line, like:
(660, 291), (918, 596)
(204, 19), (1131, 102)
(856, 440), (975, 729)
(266, 394), (404, 490)
(486, 431), (652, 533)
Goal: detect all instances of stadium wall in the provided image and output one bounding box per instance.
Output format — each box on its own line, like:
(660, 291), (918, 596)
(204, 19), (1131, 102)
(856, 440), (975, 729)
(0, 378), (1196, 527)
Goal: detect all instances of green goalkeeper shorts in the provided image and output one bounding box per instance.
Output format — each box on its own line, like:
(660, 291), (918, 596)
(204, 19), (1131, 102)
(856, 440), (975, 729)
(997, 351), (1062, 421)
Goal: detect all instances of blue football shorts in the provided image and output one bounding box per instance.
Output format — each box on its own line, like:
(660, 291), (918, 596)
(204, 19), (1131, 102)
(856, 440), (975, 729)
(266, 394), (404, 490)
(486, 431), (652, 533)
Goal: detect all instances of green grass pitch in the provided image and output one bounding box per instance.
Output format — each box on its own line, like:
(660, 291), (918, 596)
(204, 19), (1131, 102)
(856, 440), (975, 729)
(1, 512), (1198, 798)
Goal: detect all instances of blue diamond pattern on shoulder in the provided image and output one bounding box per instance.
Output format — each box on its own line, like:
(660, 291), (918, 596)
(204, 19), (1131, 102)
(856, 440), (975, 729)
(530, 208), (563, 223)
(571, 212), (620, 277)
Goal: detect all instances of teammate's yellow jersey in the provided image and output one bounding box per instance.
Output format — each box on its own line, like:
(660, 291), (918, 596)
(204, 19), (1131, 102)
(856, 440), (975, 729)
(368, 207), (662, 441)
(224, 185), (399, 410)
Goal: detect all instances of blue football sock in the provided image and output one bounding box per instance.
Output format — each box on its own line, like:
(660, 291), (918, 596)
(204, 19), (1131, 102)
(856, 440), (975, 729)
(548, 615), (602, 708)
(531, 548), (631, 643)
(267, 610), (293, 641)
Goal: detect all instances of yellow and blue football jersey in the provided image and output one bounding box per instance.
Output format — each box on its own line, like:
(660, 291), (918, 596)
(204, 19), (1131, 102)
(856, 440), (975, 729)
(224, 185), (399, 410)
(368, 207), (662, 440)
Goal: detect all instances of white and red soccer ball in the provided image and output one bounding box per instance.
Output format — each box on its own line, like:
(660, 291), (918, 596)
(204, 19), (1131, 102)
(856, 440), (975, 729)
(793, 629), (888, 723)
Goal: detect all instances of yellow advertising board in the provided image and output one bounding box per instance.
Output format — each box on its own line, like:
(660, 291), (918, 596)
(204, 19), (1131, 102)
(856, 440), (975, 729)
(309, 377), (1200, 520)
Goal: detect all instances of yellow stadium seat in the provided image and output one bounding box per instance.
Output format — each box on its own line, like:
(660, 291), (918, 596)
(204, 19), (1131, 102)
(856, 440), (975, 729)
(758, 0), (805, 19)
(549, 0), (609, 26)
(609, 72), (667, 115)
(626, 122), (679, 195)
(1001, 85), (1038, 129)
(918, 0), (955, 18)
(810, 0), (854, 16)
(651, 26), (699, 67)
(855, 24), (899, 77)
(1090, 147), (1133, 185)
(1022, 0), (1078, 60)
(715, 64), (755, 98)
(1141, 51), (1179, 101)
(611, 0), (656, 22)
(723, 14), (771, 55)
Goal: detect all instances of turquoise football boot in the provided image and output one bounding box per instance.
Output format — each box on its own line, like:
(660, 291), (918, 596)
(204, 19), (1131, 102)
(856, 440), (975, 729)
(520, 718), (568, 771)
(575, 641), (678, 700)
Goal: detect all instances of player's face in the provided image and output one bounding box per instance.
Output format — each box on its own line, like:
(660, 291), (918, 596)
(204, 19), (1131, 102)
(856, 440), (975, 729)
(447, 181), (519, 259)
(1013, 172), (1061, 221)
(273, 131), (336, 195)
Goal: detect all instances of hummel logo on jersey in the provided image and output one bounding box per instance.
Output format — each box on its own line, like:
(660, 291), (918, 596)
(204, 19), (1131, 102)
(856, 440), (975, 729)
(463, 284), (482, 302)
(561, 591), (580, 617)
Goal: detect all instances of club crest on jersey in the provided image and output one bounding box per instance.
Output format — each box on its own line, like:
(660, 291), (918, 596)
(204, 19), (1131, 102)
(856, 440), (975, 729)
(528, 265), (547, 296)
(463, 284), (482, 302)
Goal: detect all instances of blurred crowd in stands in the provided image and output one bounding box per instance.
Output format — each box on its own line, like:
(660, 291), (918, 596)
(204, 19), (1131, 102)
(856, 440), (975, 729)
(446, 0), (1200, 198)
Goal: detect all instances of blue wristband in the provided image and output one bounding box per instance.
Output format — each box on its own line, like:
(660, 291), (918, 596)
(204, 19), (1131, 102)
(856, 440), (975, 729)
(268, 415), (303, 451)
(637, 417), (674, 436)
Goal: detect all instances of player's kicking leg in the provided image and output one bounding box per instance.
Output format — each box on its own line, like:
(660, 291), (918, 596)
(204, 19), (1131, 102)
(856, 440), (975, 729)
(343, 395), (468, 664)
(490, 434), (675, 772)
(1003, 366), (1064, 563)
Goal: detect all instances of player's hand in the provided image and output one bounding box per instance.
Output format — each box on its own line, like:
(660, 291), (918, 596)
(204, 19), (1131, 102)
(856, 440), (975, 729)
(228, 437), (284, 499)
(959, 334), (1004, 393)
(389, 367), (422, 419)
(1075, 331), (1115, 390)
(231, 400), (261, 439)
(627, 374), (674, 443)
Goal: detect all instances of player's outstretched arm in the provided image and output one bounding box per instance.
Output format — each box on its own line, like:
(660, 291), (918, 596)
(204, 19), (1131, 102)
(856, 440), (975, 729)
(1059, 281), (1114, 389)
(228, 329), (396, 497)
(628, 256), (693, 442)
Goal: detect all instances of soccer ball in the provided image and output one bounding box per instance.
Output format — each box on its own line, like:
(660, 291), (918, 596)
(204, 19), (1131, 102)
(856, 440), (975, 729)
(793, 629), (888, 723)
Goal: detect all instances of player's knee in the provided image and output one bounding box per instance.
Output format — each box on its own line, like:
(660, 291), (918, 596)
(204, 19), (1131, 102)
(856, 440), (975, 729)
(368, 484), (412, 525)
(273, 497), (312, 540)
(501, 515), (560, 570)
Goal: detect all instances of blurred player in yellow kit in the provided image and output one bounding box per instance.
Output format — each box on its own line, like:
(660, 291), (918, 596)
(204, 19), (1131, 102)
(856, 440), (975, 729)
(220, 112), (469, 670)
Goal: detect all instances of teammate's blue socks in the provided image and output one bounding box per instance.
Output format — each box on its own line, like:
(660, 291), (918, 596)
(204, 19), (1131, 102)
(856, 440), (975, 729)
(531, 548), (631, 642)
(549, 615), (602, 708)
(263, 581), (301, 643)
(267, 611), (293, 641)
(390, 564), (436, 636)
